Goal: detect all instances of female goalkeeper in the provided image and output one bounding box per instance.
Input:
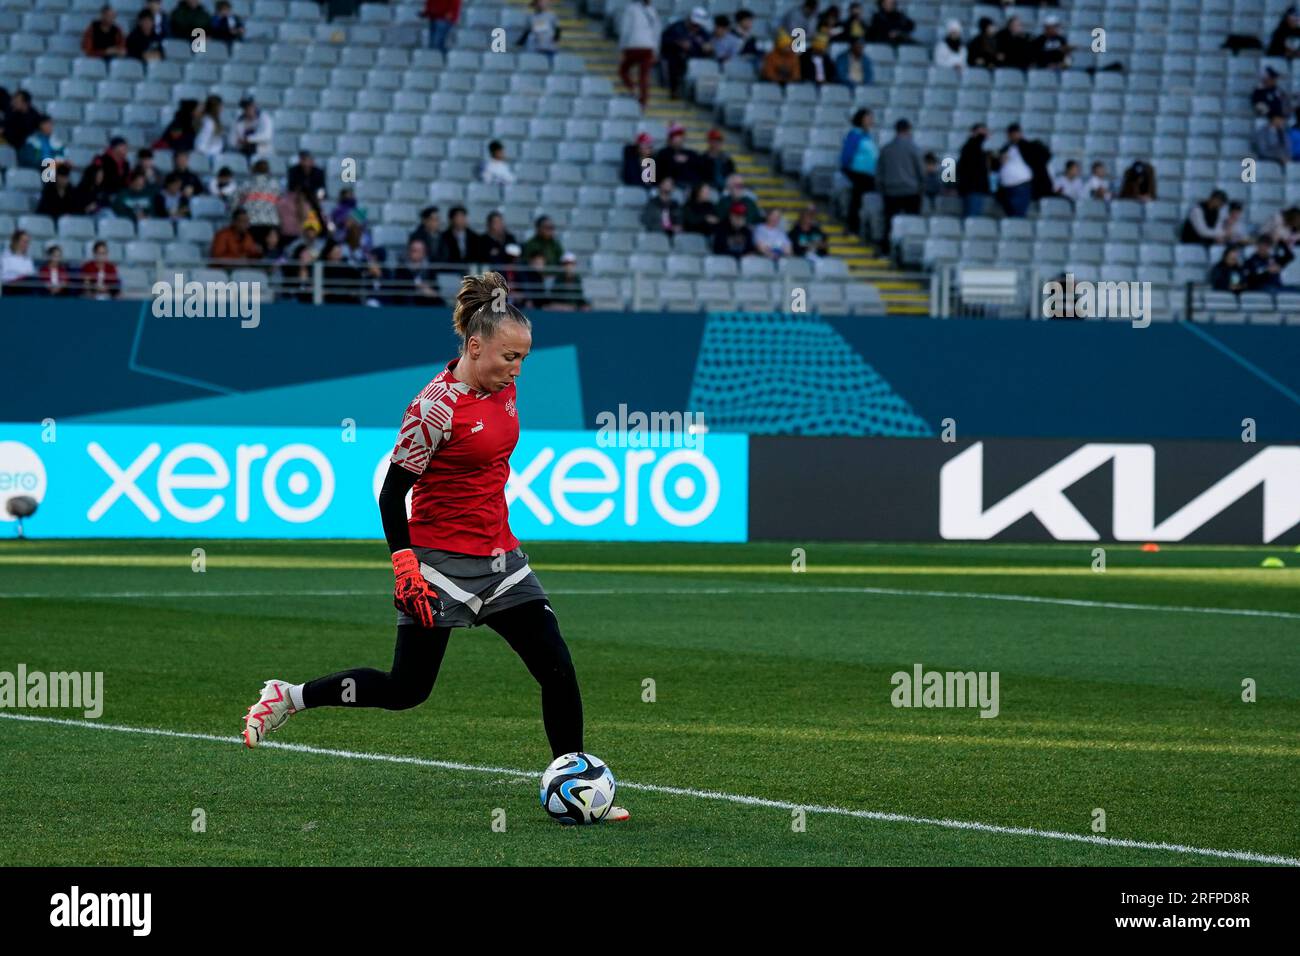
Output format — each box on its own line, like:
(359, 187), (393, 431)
(240, 271), (627, 822)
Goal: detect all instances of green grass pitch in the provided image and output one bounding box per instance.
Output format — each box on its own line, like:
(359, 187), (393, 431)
(1, 538), (1297, 866)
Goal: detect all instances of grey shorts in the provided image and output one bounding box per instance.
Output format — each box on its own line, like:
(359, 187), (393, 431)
(397, 545), (548, 629)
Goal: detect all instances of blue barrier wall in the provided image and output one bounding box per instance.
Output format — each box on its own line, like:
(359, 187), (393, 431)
(4, 300), (1299, 439)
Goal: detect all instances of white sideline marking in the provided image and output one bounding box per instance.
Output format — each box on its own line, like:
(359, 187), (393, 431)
(3, 712), (1297, 866)
(1, 585), (1297, 622)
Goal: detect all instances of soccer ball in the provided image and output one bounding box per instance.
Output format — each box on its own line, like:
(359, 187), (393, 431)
(539, 752), (616, 825)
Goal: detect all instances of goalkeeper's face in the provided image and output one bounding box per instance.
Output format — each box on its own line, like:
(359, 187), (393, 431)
(473, 320), (532, 392)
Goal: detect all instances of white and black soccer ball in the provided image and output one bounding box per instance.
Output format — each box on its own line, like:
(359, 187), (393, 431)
(539, 752), (616, 825)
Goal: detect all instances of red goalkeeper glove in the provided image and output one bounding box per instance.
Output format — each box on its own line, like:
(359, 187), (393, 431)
(392, 549), (438, 629)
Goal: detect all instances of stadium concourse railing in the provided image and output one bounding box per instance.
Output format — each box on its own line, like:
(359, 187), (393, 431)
(0, 258), (939, 315)
(931, 261), (1300, 325)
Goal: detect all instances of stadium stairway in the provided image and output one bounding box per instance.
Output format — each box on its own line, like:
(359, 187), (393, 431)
(521, 0), (930, 314)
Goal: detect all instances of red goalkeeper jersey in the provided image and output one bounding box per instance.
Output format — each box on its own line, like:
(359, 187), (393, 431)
(390, 358), (520, 556)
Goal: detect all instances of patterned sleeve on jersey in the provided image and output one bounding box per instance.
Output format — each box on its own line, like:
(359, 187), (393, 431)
(390, 385), (455, 475)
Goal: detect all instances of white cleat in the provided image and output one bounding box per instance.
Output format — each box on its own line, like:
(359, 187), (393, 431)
(242, 679), (296, 748)
(605, 805), (630, 823)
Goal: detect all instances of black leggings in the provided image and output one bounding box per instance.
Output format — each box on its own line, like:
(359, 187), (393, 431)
(301, 599), (583, 758)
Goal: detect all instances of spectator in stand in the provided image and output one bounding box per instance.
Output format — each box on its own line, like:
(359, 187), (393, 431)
(731, 9), (761, 60)
(996, 16), (1034, 72)
(151, 172), (191, 220)
(126, 9), (165, 62)
(1243, 234), (1295, 290)
(995, 124), (1035, 217)
(1252, 67), (1291, 118)
(170, 0), (211, 40)
(956, 122), (991, 218)
(480, 140), (517, 185)
(522, 215), (564, 265)
(753, 210), (792, 260)
(90, 136), (131, 202)
(75, 164), (108, 215)
(623, 132), (655, 186)
(392, 238), (439, 303)
(812, 10), (838, 48)
(1053, 159), (1087, 204)
(440, 206), (480, 266)
(112, 169), (155, 222)
(82, 6), (127, 60)
(1209, 247), (1246, 293)
(1181, 189), (1230, 246)
(134, 148), (162, 190)
(287, 149), (327, 202)
(713, 202), (757, 258)
(967, 16), (1001, 69)
(801, 34), (838, 85)
(1084, 160), (1112, 200)
(238, 158), (281, 244)
(211, 207), (262, 262)
(656, 124), (700, 187)
(619, 0), (661, 110)
(715, 173), (762, 224)
(840, 108), (878, 235)
(834, 2), (867, 43)
(478, 211), (517, 264)
(866, 0), (914, 45)
(282, 187), (323, 241)
(37, 164), (92, 219)
(779, 1), (819, 42)
(339, 210), (371, 260)
(156, 99), (200, 153)
(210, 1), (246, 47)
(513, 253), (548, 309)
(168, 148), (200, 197)
(409, 206), (443, 259)
(1, 230), (37, 296)
(1290, 108), (1300, 160)
(40, 245), (72, 297)
(1118, 160), (1157, 202)
(1255, 112), (1291, 167)
(546, 253), (589, 311)
(1267, 6), (1300, 59)
(877, 118), (924, 247)
(683, 183), (720, 235)
(922, 152), (945, 202)
(285, 221), (325, 263)
(661, 8), (714, 100)
(209, 165), (237, 203)
(17, 114), (65, 169)
(2, 90), (39, 151)
(1223, 201), (1250, 245)
(697, 128), (735, 192)
(641, 177), (684, 236)
(519, 0), (561, 62)
(761, 31), (801, 85)
(81, 241), (121, 299)
(193, 95), (225, 159)
(712, 16), (741, 63)
(1263, 206), (1300, 248)
(423, 0), (461, 53)
(1034, 15), (1072, 70)
(229, 96), (273, 159)
(328, 187), (358, 240)
(934, 20), (965, 71)
(789, 205), (829, 258)
(837, 36), (874, 88)
(143, 0), (169, 36)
